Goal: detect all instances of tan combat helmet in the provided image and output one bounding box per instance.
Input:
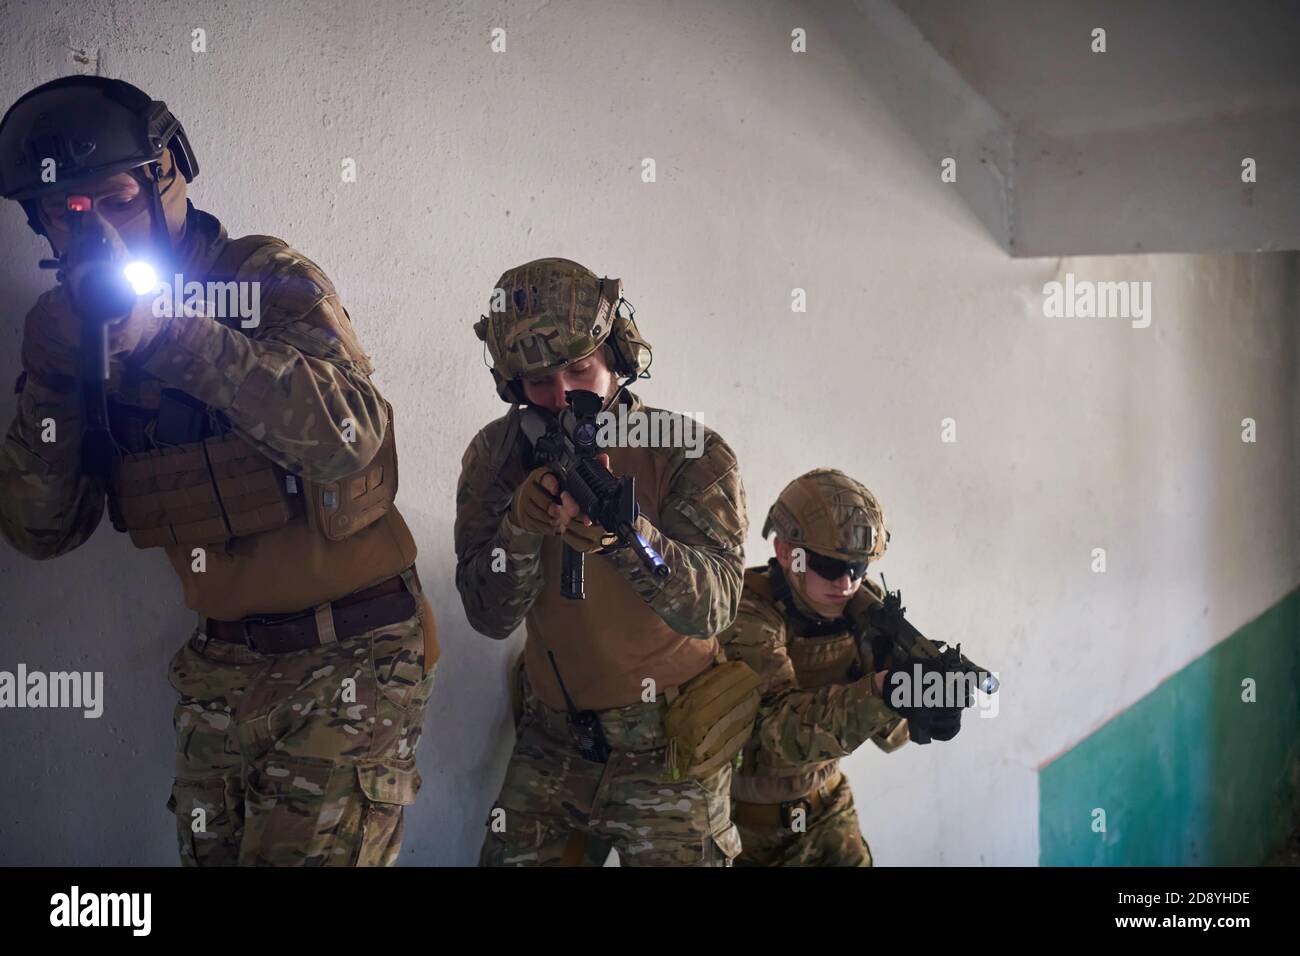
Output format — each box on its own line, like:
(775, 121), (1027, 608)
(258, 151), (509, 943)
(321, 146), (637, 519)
(762, 468), (889, 564)
(472, 257), (652, 403)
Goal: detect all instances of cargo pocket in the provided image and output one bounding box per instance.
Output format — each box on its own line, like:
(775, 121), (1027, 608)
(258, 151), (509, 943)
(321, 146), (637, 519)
(477, 805), (552, 866)
(167, 627), (254, 700)
(166, 629), (208, 697)
(166, 776), (241, 867)
(371, 624), (433, 713)
(242, 756), (358, 867)
(369, 619), (437, 761)
(355, 758), (422, 867)
(705, 821), (743, 867)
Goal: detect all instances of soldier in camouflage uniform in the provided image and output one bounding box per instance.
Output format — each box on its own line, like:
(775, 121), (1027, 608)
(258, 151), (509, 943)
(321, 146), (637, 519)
(719, 469), (964, 866)
(456, 258), (749, 866)
(0, 77), (437, 866)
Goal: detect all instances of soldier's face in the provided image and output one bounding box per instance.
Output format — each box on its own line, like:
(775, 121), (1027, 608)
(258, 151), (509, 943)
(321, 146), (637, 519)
(774, 537), (862, 617)
(36, 170), (154, 255)
(521, 347), (616, 413)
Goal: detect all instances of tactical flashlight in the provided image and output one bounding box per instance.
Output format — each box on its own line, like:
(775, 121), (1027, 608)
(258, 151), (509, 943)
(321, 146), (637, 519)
(43, 194), (160, 380)
(122, 260), (158, 295)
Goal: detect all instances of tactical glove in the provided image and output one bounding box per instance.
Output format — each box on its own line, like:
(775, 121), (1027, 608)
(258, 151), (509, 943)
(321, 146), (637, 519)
(912, 706), (963, 742)
(881, 659), (970, 712)
(880, 657), (969, 743)
(510, 466), (562, 534)
(510, 466), (616, 550)
(560, 517), (618, 553)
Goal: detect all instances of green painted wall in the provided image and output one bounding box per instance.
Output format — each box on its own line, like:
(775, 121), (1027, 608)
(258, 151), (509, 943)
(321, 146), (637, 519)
(1040, 588), (1300, 866)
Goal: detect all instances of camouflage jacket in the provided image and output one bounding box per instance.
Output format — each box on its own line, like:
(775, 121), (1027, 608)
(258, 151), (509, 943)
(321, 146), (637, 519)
(1, 204), (391, 562)
(453, 390), (747, 643)
(719, 562), (908, 799)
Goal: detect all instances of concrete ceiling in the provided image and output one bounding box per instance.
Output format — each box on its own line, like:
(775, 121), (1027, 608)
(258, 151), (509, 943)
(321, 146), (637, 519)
(898, 0), (1300, 138)
(838, 0), (1300, 256)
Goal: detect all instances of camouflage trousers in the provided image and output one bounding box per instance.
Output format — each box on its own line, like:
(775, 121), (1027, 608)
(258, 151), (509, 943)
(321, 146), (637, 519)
(733, 774), (872, 867)
(480, 672), (742, 867)
(164, 592), (436, 866)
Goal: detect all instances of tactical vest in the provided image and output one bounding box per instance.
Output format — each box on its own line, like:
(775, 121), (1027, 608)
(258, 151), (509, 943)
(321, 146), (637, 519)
(734, 561), (868, 797)
(745, 560), (867, 689)
(101, 235), (399, 551)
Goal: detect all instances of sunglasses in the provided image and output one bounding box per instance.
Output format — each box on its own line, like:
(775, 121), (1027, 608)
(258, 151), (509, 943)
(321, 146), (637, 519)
(803, 549), (868, 582)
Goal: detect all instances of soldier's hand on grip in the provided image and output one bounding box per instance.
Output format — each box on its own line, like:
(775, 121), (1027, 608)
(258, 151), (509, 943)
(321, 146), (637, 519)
(511, 465), (594, 534)
(881, 657), (966, 710)
(561, 517), (618, 553)
(67, 208), (173, 364)
(60, 203), (130, 311)
(104, 296), (172, 364)
(880, 657), (968, 743)
(548, 451), (611, 535)
(921, 707), (963, 742)
(511, 465), (617, 550)
(560, 451), (617, 550)
(511, 465), (565, 534)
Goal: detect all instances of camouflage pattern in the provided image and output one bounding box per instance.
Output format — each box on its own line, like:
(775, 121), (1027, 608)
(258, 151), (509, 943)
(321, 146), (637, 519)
(762, 467), (889, 563)
(454, 389), (746, 645)
(0, 199), (430, 866)
(166, 606), (436, 866)
(136, 229), (381, 478)
(476, 257), (622, 380)
(0, 367), (100, 558)
(479, 668), (741, 866)
(719, 563), (908, 866)
(0, 204), (387, 559)
(597, 412), (747, 640)
(733, 774), (873, 868)
(456, 379), (747, 864)
(722, 574), (903, 772)
(472, 257), (652, 403)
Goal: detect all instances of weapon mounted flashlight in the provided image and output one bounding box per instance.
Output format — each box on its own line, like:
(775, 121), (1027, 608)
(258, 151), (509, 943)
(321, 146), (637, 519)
(122, 260), (159, 295)
(37, 194), (161, 380)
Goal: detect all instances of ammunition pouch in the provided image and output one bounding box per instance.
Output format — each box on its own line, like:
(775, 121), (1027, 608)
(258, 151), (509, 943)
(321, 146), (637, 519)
(663, 659), (762, 781)
(111, 430), (300, 548)
(302, 405), (399, 541)
(109, 400), (399, 550)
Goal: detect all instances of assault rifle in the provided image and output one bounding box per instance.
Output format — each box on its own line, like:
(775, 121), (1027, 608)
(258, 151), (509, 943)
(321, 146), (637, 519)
(519, 389), (669, 599)
(850, 578), (999, 744)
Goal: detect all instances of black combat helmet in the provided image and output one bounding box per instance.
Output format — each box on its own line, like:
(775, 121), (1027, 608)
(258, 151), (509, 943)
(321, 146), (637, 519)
(0, 75), (198, 246)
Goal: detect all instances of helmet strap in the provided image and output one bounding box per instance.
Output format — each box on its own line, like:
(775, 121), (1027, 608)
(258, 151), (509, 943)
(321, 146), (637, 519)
(144, 160), (176, 272)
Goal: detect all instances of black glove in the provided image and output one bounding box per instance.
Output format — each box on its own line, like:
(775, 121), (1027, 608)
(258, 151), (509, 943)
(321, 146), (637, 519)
(915, 706), (962, 742)
(881, 658), (970, 744)
(880, 658), (944, 713)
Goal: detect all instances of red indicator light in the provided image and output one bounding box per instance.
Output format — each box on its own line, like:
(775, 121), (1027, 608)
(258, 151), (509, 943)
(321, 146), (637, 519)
(66, 195), (92, 213)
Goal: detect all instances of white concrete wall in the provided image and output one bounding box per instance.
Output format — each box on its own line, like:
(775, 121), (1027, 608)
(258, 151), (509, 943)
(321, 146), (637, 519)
(0, 0), (1295, 866)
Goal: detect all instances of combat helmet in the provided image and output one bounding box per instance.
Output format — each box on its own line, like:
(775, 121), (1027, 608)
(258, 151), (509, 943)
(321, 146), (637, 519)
(473, 257), (652, 403)
(0, 75), (198, 251)
(763, 468), (889, 567)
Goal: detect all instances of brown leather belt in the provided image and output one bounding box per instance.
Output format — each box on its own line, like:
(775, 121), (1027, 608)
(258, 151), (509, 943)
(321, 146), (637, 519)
(204, 566), (421, 655)
(732, 769), (844, 828)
